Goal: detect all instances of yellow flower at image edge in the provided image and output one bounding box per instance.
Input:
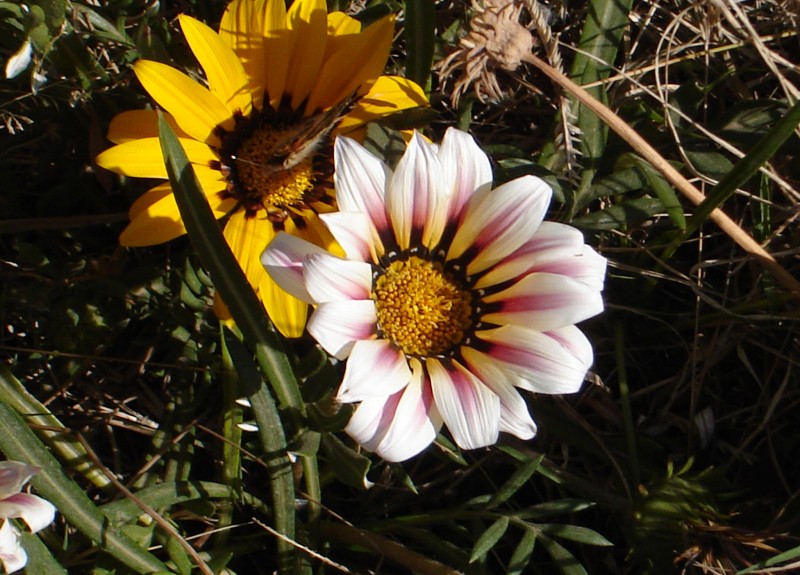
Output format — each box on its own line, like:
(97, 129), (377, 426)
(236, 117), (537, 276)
(95, 0), (427, 337)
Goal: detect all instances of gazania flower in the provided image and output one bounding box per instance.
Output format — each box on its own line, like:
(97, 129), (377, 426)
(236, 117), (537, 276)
(0, 461), (56, 574)
(262, 128), (606, 462)
(95, 0), (427, 337)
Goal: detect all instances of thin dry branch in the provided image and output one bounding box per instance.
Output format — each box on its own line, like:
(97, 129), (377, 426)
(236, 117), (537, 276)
(522, 52), (800, 300)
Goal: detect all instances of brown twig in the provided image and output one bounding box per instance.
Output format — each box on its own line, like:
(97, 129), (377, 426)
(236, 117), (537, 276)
(522, 52), (800, 300)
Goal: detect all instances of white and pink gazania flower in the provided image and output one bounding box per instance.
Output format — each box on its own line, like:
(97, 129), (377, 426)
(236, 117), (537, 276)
(0, 461), (56, 573)
(262, 128), (606, 462)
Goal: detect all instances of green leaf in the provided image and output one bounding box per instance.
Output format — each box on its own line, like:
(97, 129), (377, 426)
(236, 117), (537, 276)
(624, 155), (686, 229)
(486, 455), (544, 510)
(0, 363), (111, 489)
(320, 433), (373, 489)
(158, 115), (301, 574)
(507, 528), (537, 575)
(572, 197), (665, 230)
(538, 534), (588, 575)
(403, 0), (435, 90)
(539, 523), (613, 546)
(0, 403), (169, 574)
(517, 499), (596, 520)
(569, 0), (635, 211)
(19, 532), (68, 575)
(469, 516), (510, 563)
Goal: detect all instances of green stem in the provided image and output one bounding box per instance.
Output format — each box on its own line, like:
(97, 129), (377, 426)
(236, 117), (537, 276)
(0, 403), (168, 574)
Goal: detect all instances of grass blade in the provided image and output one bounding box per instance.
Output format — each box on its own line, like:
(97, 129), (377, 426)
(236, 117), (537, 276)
(403, 0), (435, 90)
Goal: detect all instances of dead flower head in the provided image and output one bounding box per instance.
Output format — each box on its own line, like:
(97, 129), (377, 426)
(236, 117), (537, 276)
(437, 0), (536, 105)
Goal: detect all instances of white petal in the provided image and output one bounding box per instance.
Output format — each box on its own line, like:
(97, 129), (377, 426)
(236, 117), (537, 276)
(482, 272), (605, 331)
(337, 339), (412, 402)
(448, 176), (552, 275)
(476, 221), (605, 290)
(334, 136), (392, 237)
(471, 325), (592, 394)
(304, 253), (372, 303)
(0, 494), (55, 533)
(261, 232), (329, 303)
(427, 359), (500, 450)
(439, 127), (493, 220)
(346, 359), (442, 462)
(320, 212), (378, 262)
(460, 352), (537, 439)
(5, 38), (32, 80)
(386, 132), (448, 250)
(0, 520), (26, 574)
(0, 462), (38, 500)
(307, 300), (377, 360)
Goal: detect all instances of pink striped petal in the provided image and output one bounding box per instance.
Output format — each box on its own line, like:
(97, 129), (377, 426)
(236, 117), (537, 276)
(427, 359), (500, 450)
(476, 222), (606, 290)
(0, 462), (37, 500)
(337, 339), (411, 402)
(261, 232), (328, 303)
(447, 175), (552, 275)
(345, 358), (442, 462)
(482, 273), (605, 331)
(458, 354), (537, 439)
(0, 520), (25, 574)
(307, 300), (376, 359)
(0, 493), (55, 533)
(304, 252), (372, 303)
(334, 136), (391, 238)
(319, 211), (377, 262)
(471, 325), (592, 394)
(439, 127), (492, 220)
(386, 132), (448, 250)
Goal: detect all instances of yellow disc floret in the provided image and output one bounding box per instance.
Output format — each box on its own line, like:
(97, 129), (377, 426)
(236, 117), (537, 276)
(234, 125), (315, 212)
(373, 256), (472, 357)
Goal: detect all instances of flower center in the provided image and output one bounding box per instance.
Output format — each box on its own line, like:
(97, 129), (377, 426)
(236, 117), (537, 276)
(230, 125), (315, 217)
(373, 256), (473, 357)
(215, 105), (335, 222)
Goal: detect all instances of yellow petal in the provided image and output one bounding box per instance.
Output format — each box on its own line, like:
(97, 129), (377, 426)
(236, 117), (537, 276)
(223, 211), (309, 337)
(219, 0), (267, 110)
(285, 0), (328, 111)
(134, 60), (232, 145)
(337, 75), (428, 133)
(95, 137), (218, 178)
(106, 110), (188, 144)
(179, 15), (253, 115)
(261, 0), (291, 108)
(305, 15), (393, 114)
(122, 183), (235, 247)
(327, 11), (360, 36)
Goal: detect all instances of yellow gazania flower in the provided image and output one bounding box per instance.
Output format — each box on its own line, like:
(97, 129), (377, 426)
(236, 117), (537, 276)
(95, 0), (427, 337)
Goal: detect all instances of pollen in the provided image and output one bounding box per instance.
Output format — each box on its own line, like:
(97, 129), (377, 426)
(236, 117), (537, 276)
(373, 256), (472, 357)
(230, 125), (315, 215)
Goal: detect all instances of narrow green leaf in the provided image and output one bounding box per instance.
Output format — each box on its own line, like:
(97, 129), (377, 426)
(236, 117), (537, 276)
(507, 528), (537, 575)
(403, 0), (435, 90)
(487, 455), (543, 509)
(538, 533), (588, 575)
(19, 532), (68, 575)
(0, 403), (169, 574)
(469, 516), (510, 563)
(682, 100), (800, 242)
(539, 523), (613, 547)
(569, 0), (635, 211)
(320, 434), (372, 489)
(627, 156), (686, 229)
(517, 499), (595, 520)
(156, 113), (305, 423)
(158, 116), (300, 574)
(0, 363), (111, 490)
(572, 197), (665, 230)
(736, 543), (800, 573)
